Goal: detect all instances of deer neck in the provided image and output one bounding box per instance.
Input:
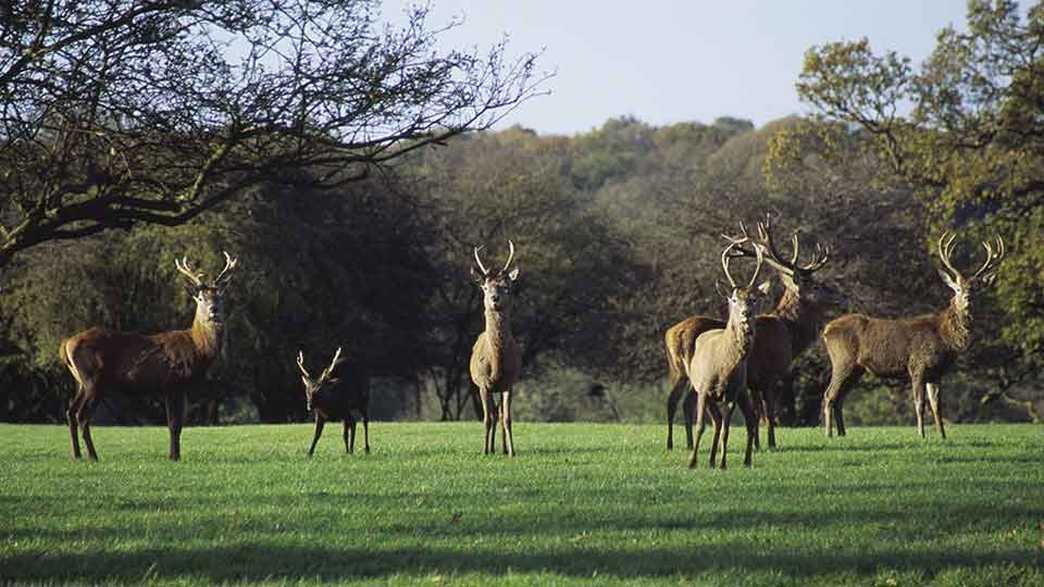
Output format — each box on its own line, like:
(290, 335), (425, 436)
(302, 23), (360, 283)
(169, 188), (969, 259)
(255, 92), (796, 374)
(940, 295), (972, 352)
(725, 310), (755, 359)
(772, 287), (824, 355)
(483, 307), (513, 377)
(191, 317), (224, 363)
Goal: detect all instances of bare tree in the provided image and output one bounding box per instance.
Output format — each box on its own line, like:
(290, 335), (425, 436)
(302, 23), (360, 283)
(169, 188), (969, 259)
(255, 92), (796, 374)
(0, 1), (548, 267)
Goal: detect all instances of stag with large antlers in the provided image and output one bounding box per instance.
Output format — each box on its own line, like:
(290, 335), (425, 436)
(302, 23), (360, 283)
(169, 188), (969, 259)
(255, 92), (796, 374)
(60, 252), (238, 460)
(665, 216), (843, 450)
(469, 240), (522, 456)
(686, 239), (769, 469)
(296, 347), (371, 456)
(822, 233), (1005, 439)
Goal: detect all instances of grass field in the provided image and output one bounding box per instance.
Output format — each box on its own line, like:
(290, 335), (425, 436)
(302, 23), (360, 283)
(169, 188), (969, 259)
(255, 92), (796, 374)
(1, 422), (1041, 586)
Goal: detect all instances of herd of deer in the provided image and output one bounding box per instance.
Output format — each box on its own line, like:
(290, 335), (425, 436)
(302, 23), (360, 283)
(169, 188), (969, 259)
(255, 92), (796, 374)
(57, 217), (1005, 468)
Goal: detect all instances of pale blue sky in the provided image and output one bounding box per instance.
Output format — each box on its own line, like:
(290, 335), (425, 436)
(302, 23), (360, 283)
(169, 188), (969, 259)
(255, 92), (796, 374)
(383, 0), (970, 135)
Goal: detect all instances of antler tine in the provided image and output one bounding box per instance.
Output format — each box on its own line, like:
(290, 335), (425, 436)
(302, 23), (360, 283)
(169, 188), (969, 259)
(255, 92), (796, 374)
(501, 240), (516, 274)
(720, 221), (760, 259)
(754, 216), (796, 276)
(213, 251), (238, 287)
(320, 346), (344, 381)
(296, 350), (311, 379)
(972, 235), (1005, 279)
(801, 241), (831, 272)
(937, 231), (962, 278)
(174, 256), (204, 287)
(746, 239), (765, 289)
(473, 245), (490, 276)
(720, 240), (744, 289)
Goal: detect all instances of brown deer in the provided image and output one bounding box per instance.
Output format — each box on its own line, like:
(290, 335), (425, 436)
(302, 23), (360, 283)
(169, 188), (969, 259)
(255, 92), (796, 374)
(469, 240), (522, 456)
(821, 233), (1004, 439)
(296, 347), (371, 456)
(686, 239), (768, 469)
(665, 216), (841, 450)
(60, 252), (238, 461)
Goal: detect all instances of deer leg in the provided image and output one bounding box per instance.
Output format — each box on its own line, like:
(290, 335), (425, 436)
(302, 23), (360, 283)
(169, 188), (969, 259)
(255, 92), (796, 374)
(501, 391), (516, 457)
(344, 412), (355, 454)
(762, 384), (779, 450)
(362, 408), (371, 454)
(479, 388), (493, 455)
(666, 377), (685, 451)
(308, 414), (325, 456)
(823, 362), (860, 438)
(687, 392), (708, 469)
(926, 383), (945, 439)
(911, 376), (927, 439)
(835, 396), (848, 437)
(165, 391), (186, 461)
(76, 395), (99, 461)
(739, 389), (757, 467)
(706, 402), (723, 469)
(682, 391), (696, 450)
(67, 389), (85, 460)
(719, 401), (736, 470)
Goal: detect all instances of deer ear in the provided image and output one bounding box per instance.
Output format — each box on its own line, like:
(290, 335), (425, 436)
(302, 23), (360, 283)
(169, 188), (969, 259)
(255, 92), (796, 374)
(508, 267), (520, 282)
(756, 280), (773, 296)
(470, 265), (484, 283)
(327, 377), (341, 385)
(714, 280), (730, 299)
(937, 268), (959, 291)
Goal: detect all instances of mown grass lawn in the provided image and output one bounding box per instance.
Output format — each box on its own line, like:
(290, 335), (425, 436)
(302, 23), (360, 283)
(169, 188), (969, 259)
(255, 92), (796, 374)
(0, 422), (1041, 585)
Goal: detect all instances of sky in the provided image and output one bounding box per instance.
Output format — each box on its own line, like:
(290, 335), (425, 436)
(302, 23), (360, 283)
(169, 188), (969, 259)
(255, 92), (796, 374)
(382, 0), (971, 135)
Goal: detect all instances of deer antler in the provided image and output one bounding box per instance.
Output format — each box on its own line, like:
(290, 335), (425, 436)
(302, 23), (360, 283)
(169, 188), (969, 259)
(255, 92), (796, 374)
(723, 214), (830, 276)
(213, 251), (238, 287)
(937, 232), (961, 279)
(501, 240), (516, 274)
(296, 350), (312, 380)
(174, 256), (205, 288)
(972, 236), (1005, 280)
(473, 246), (490, 276)
(319, 346), (344, 381)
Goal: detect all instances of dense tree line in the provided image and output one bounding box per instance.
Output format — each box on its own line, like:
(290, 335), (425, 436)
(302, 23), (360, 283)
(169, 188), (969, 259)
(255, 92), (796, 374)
(1, 0), (1039, 425)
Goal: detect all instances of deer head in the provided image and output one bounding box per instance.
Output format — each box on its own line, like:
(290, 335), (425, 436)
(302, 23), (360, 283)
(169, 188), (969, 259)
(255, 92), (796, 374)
(726, 215), (843, 308)
(471, 240), (520, 314)
(175, 251), (238, 327)
(936, 232), (1004, 312)
(715, 238), (772, 324)
(296, 347), (345, 412)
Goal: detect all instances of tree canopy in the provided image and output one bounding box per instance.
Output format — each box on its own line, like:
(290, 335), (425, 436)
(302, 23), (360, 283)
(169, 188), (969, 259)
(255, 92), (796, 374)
(0, 0), (546, 267)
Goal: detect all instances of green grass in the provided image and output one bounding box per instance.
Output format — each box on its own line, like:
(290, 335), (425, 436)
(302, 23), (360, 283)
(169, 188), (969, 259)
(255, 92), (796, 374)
(1, 422), (1041, 586)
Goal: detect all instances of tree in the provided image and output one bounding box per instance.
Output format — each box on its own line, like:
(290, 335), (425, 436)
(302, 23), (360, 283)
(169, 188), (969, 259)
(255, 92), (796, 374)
(0, 0), (547, 267)
(783, 0), (1044, 417)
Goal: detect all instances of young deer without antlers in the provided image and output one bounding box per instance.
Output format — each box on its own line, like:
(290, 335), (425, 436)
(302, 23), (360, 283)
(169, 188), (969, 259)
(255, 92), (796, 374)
(296, 347), (371, 456)
(686, 240), (769, 469)
(822, 233), (1005, 439)
(665, 216), (842, 450)
(469, 240), (522, 456)
(60, 252), (238, 461)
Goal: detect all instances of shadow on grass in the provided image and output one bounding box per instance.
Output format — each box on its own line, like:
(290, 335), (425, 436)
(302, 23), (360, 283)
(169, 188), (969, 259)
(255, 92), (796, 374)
(2, 542), (1038, 583)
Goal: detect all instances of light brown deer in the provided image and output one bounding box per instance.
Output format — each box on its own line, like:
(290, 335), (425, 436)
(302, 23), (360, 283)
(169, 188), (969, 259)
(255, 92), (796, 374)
(60, 252), (238, 461)
(296, 347), (371, 456)
(665, 216), (841, 450)
(686, 239), (768, 469)
(821, 233), (1004, 439)
(469, 240), (522, 456)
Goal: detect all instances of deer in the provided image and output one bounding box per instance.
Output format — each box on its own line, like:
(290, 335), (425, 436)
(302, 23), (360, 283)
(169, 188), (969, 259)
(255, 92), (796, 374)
(296, 346), (371, 456)
(686, 238), (768, 470)
(469, 240), (522, 457)
(59, 252), (238, 461)
(821, 232), (1004, 439)
(665, 216), (842, 450)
